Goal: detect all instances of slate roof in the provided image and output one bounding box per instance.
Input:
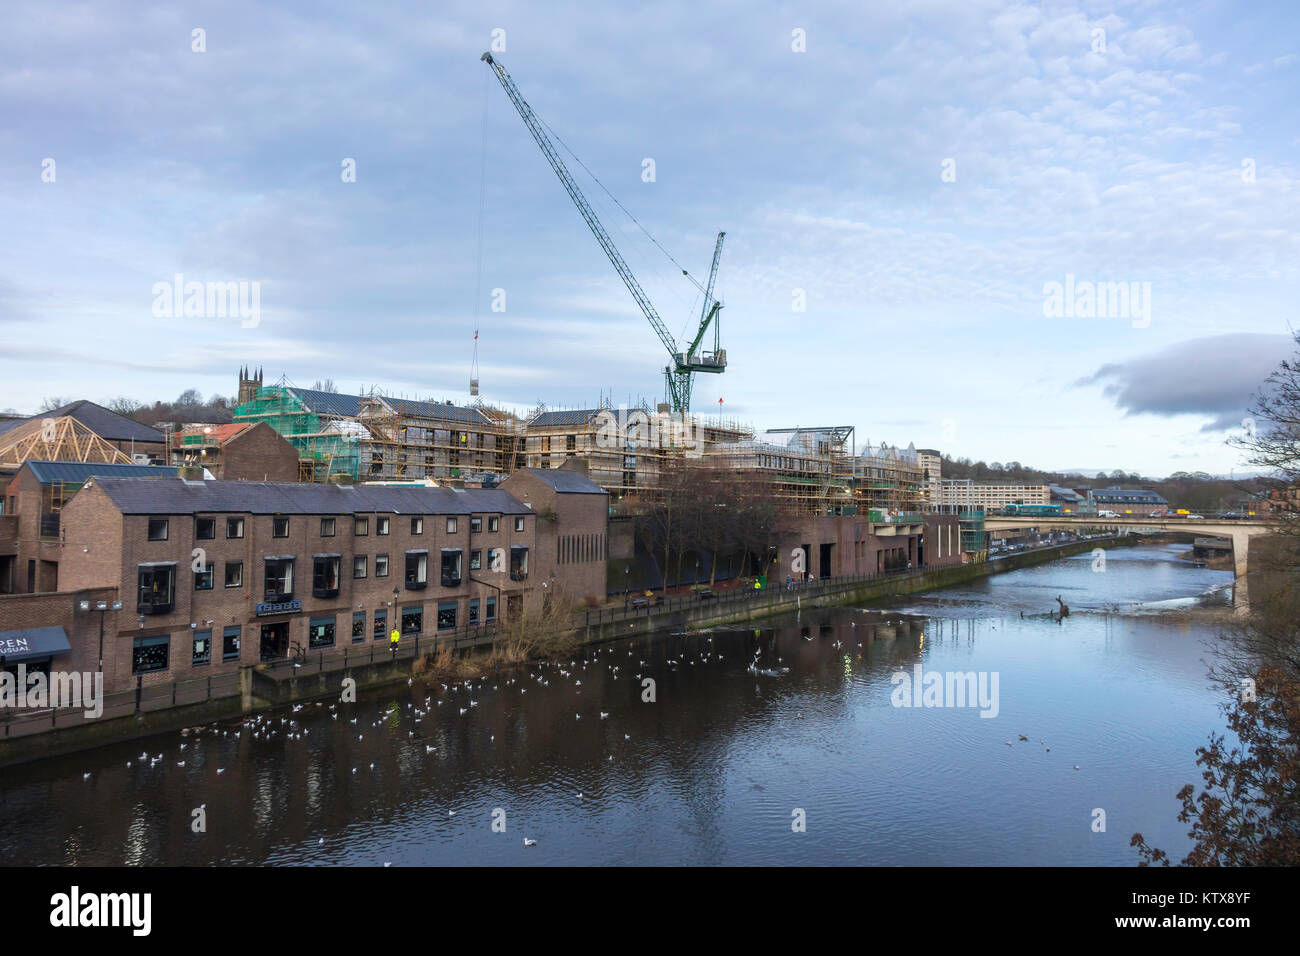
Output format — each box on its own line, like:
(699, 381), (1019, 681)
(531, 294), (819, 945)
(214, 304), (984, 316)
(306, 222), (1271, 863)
(518, 468), (607, 495)
(24, 461), (181, 484)
(88, 477), (532, 516)
(528, 409), (601, 428)
(384, 398), (491, 425)
(35, 401), (165, 443)
(286, 388), (363, 418)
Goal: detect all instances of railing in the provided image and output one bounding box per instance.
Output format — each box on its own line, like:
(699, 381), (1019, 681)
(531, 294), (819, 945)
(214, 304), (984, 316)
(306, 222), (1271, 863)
(258, 622), (505, 680)
(510, 570), (528, 582)
(0, 670), (242, 740)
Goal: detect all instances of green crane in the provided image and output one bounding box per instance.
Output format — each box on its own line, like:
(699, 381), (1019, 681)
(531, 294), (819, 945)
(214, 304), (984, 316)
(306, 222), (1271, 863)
(482, 52), (727, 413)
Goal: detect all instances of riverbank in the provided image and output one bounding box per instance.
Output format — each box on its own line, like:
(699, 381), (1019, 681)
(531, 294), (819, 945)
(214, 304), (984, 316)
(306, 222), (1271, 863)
(0, 535), (1141, 768)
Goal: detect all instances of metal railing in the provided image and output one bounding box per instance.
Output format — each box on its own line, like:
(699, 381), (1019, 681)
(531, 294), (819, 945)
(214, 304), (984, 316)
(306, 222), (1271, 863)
(0, 670), (242, 740)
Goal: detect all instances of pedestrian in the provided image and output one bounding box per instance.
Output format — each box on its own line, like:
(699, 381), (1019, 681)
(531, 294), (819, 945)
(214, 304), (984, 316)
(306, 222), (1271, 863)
(389, 626), (400, 658)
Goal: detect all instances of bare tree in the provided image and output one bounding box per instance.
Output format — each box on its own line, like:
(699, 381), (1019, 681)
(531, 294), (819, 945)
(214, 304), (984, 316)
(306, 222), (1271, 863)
(38, 397), (69, 413)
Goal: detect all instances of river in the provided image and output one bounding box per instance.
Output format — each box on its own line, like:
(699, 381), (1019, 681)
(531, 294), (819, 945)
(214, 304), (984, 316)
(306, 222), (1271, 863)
(0, 541), (1234, 865)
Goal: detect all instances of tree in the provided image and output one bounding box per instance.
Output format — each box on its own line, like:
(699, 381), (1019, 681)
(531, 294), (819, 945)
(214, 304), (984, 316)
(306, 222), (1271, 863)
(107, 396), (145, 415)
(312, 379), (339, 393)
(38, 397), (69, 413)
(1133, 331), (1300, 865)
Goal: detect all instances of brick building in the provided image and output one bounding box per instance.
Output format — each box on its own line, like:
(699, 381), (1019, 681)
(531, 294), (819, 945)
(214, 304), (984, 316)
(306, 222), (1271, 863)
(172, 422), (300, 482)
(57, 477), (556, 692)
(499, 459), (609, 606)
(0, 461), (182, 594)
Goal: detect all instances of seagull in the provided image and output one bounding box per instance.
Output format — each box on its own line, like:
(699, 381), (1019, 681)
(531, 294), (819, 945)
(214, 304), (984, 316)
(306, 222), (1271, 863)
(1018, 735), (1028, 741)
(426, 745), (436, 753)
(1074, 765), (1080, 770)
(523, 838), (537, 847)
(83, 772), (91, 780)
(217, 768), (225, 774)
(448, 811), (456, 817)
(624, 734), (631, 740)
(575, 713), (581, 720)
(177, 760), (186, 766)
(319, 837), (325, 845)
(600, 712), (609, 720)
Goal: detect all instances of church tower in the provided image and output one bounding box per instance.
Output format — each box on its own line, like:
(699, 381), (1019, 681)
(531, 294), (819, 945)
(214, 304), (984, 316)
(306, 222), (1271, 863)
(237, 365), (263, 406)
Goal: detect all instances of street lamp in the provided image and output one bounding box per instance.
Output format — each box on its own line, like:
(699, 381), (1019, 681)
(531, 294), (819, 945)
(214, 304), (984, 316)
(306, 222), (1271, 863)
(79, 598), (123, 678)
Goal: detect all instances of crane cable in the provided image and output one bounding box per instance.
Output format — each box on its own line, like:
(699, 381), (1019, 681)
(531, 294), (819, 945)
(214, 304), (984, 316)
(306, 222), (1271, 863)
(536, 114), (708, 299)
(471, 66), (489, 393)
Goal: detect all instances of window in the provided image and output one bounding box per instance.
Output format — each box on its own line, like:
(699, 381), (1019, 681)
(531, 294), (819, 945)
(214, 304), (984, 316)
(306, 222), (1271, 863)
(373, 609), (387, 641)
(272, 516), (289, 537)
(195, 517), (215, 540)
(441, 550), (462, 587)
(223, 626), (241, 662)
(148, 518), (168, 541)
(437, 601), (456, 631)
(405, 551), (428, 589)
(514, 516), (526, 532)
(446, 517), (458, 534)
(485, 596), (497, 622)
(264, 557), (294, 601)
(137, 564), (176, 614)
(488, 516), (499, 532)
(225, 561), (243, 588)
(375, 554), (389, 578)
(132, 635), (169, 674)
(321, 517), (336, 536)
(352, 611), (365, 641)
(411, 516), (423, 535)
(354, 517), (369, 536)
(470, 549), (482, 571)
(353, 555), (367, 579)
(377, 517), (390, 536)
(401, 605), (423, 635)
(510, 547), (529, 581)
(193, 630), (211, 666)
(227, 517), (244, 539)
(194, 563), (214, 591)
(469, 598), (480, 626)
(470, 516), (482, 534)
(308, 616), (335, 649)
(312, 555), (341, 598)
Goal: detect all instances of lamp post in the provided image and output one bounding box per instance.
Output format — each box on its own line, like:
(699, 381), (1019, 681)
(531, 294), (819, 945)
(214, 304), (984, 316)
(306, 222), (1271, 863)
(79, 597), (123, 680)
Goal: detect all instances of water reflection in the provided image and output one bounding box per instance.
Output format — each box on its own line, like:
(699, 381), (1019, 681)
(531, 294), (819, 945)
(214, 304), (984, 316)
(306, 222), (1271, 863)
(0, 543), (1231, 866)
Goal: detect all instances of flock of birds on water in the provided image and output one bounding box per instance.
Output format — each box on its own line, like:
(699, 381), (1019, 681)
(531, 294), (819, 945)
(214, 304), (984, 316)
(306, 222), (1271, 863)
(73, 607), (1085, 858)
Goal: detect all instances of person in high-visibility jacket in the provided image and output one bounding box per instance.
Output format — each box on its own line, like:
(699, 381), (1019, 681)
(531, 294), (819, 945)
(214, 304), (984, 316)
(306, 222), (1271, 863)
(389, 627), (400, 655)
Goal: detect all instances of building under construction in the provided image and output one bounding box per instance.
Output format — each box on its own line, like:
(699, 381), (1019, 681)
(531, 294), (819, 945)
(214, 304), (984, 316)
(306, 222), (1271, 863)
(233, 371), (930, 522)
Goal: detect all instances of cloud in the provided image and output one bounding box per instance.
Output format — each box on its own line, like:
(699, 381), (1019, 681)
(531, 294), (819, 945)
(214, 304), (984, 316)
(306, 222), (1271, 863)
(1076, 333), (1294, 430)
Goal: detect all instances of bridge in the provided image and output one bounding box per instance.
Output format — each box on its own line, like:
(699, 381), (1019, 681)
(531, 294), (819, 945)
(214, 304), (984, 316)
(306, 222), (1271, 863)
(981, 515), (1274, 606)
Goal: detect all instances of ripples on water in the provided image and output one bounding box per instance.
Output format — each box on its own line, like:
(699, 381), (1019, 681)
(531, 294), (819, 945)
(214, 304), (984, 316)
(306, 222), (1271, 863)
(0, 542), (1232, 866)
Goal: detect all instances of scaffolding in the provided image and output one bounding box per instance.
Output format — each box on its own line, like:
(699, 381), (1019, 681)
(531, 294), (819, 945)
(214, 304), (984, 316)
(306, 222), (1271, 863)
(0, 416), (132, 467)
(232, 386), (362, 482)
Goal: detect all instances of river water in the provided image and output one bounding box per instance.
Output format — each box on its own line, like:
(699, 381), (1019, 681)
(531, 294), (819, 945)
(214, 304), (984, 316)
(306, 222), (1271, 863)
(0, 542), (1234, 866)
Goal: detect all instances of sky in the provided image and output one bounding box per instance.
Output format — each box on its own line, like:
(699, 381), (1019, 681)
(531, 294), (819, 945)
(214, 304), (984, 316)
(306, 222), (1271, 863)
(3, 0), (1298, 477)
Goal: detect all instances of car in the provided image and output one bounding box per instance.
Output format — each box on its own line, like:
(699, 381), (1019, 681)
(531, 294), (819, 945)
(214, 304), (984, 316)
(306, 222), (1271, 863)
(1186, 513), (1204, 519)
(1097, 510), (1120, 518)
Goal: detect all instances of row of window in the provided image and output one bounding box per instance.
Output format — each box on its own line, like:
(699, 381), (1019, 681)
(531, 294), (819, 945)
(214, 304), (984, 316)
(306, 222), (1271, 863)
(140, 547), (528, 612)
(131, 598), (500, 673)
(148, 514), (525, 542)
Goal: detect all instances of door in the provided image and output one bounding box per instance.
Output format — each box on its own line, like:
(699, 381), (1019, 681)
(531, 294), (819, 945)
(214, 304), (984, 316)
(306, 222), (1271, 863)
(259, 621), (289, 661)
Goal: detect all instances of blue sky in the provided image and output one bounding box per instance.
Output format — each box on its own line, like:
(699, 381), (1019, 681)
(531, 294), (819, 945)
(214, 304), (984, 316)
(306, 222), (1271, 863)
(3, 0), (1297, 476)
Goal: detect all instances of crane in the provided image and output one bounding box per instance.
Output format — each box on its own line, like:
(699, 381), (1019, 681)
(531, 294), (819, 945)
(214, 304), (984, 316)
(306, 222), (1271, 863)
(481, 52), (726, 414)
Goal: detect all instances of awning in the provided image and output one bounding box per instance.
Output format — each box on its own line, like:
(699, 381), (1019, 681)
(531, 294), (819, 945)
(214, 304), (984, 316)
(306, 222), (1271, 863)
(312, 553), (341, 558)
(264, 555), (296, 560)
(405, 549), (428, 555)
(0, 626), (71, 662)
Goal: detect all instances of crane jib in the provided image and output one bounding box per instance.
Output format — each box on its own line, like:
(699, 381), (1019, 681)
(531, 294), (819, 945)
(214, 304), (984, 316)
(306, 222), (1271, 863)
(481, 52), (726, 412)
